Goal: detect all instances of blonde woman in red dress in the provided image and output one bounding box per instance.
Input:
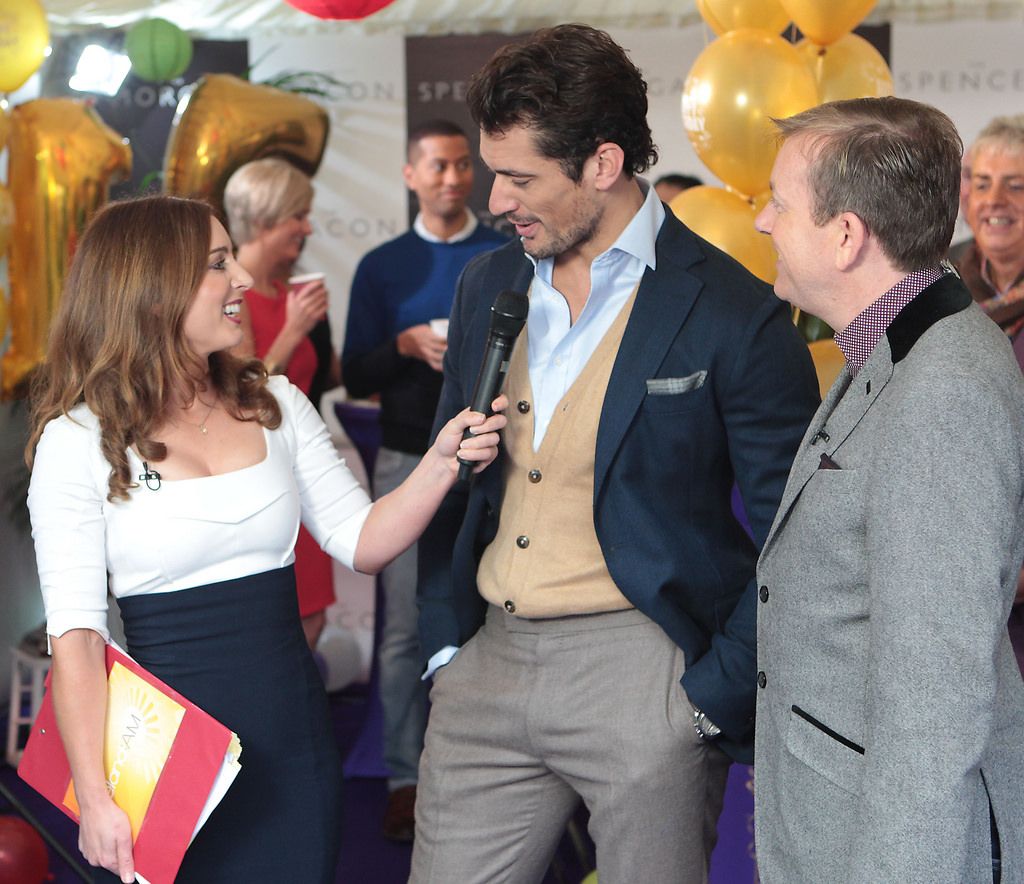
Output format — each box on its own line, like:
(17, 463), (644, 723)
(224, 157), (341, 649)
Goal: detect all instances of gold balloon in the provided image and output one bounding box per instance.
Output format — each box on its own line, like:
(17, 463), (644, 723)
(2, 100), (131, 398)
(807, 338), (845, 398)
(0, 0), (49, 94)
(0, 184), (12, 255)
(0, 286), (7, 344)
(695, 0), (727, 33)
(669, 186), (777, 284)
(779, 0), (877, 47)
(682, 30), (819, 198)
(164, 74), (330, 212)
(697, 0), (790, 36)
(797, 34), (893, 103)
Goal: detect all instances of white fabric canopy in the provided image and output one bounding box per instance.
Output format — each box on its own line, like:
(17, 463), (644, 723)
(40, 0), (1024, 39)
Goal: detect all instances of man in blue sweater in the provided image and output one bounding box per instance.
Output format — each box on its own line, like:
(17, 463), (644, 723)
(341, 118), (507, 841)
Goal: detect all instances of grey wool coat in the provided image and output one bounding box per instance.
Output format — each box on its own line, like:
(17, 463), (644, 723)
(755, 273), (1024, 884)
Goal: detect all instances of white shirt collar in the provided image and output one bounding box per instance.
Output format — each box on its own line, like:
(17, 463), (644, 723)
(413, 208), (478, 243)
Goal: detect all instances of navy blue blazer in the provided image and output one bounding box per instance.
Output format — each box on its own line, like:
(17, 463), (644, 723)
(417, 209), (820, 762)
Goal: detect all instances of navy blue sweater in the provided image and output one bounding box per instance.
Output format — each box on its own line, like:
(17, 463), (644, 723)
(342, 224), (507, 454)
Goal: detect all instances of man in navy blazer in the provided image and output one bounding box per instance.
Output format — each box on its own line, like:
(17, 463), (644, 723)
(411, 24), (820, 884)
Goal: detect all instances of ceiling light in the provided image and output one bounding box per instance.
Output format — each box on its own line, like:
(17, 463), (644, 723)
(69, 44), (131, 97)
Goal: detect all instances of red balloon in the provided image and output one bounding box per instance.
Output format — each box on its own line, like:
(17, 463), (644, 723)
(283, 0), (395, 19)
(0, 816), (49, 884)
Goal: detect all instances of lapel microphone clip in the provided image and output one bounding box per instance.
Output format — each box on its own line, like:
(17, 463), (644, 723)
(139, 462), (162, 491)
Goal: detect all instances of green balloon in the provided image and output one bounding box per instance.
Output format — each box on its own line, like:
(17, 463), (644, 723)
(125, 18), (194, 83)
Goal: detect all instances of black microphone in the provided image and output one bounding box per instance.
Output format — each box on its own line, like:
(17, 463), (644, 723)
(456, 290), (529, 482)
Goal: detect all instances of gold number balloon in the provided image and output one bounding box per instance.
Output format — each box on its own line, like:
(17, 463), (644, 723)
(779, 0), (877, 47)
(2, 100), (131, 398)
(696, 0), (791, 36)
(164, 74), (330, 211)
(0, 184), (12, 256)
(682, 30), (819, 198)
(797, 34), (893, 103)
(0, 0), (49, 93)
(695, 0), (727, 33)
(669, 185), (777, 284)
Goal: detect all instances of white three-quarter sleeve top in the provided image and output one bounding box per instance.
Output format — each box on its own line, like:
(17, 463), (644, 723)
(28, 376), (373, 643)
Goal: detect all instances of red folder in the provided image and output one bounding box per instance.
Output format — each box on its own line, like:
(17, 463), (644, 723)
(18, 643), (240, 884)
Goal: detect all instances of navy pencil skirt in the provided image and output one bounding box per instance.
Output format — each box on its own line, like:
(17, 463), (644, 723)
(93, 565), (342, 883)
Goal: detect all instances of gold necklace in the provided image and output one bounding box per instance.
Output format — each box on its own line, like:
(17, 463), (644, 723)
(179, 397), (217, 435)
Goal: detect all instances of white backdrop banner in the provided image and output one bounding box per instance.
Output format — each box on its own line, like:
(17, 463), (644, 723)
(249, 33), (408, 346)
(892, 19), (1024, 242)
(609, 25), (718, 188)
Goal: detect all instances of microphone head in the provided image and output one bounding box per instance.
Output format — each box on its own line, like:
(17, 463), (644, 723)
(489, 290), (529, 338)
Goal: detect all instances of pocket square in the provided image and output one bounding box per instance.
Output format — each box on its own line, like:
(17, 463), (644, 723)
(646, 371), (707, 395)
(818, 452), (842, 470)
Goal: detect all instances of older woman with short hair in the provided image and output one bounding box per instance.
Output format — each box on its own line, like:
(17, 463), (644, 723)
(224, 157), (341, 648)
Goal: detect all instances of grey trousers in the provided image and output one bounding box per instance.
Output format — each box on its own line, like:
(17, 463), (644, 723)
(374, 447), (429, 789)
(411, 606), (731, 884)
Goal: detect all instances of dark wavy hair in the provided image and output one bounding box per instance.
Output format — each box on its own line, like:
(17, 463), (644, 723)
(467, 24), (658, 182)
(27, 195), (281, 501)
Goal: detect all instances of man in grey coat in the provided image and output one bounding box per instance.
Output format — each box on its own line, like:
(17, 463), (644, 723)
(753, 96), (1024, 883)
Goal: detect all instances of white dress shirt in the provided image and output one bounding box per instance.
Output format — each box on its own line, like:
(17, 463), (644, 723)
(525, 179), (664, 449)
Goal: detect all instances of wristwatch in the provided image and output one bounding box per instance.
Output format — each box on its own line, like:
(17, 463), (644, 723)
(691, 704), (722, 741)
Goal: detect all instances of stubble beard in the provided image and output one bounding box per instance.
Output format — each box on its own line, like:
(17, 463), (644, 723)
(522, 201), (604, 261)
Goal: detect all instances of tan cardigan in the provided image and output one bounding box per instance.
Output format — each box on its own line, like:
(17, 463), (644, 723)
(477, 288), (638, 618)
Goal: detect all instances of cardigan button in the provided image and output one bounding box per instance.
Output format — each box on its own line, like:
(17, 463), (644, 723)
(517, 400), (531, 414)
(528, 469), (542, 484)
(759, 585), (769, 603)
(516, 535), (530, 549)
(504, 599), (516, 613)
(757, 671), (767, 689)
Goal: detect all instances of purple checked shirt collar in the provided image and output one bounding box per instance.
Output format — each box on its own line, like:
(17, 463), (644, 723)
(834, 266), (944, 375)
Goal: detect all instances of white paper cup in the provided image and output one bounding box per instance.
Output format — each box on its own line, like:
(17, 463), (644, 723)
(288, 271), (326, 286)
(429, 318), (449, 340)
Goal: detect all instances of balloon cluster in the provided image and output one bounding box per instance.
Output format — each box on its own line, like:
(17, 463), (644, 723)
(674, 0), (891, 287)
(0, 27), (327, 397)
(0, 0), (132, 397)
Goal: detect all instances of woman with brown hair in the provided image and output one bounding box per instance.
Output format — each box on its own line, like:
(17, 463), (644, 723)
(25, 195), (504, 883)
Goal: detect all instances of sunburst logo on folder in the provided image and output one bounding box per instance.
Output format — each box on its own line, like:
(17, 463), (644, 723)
(64, 662), (186, 840)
